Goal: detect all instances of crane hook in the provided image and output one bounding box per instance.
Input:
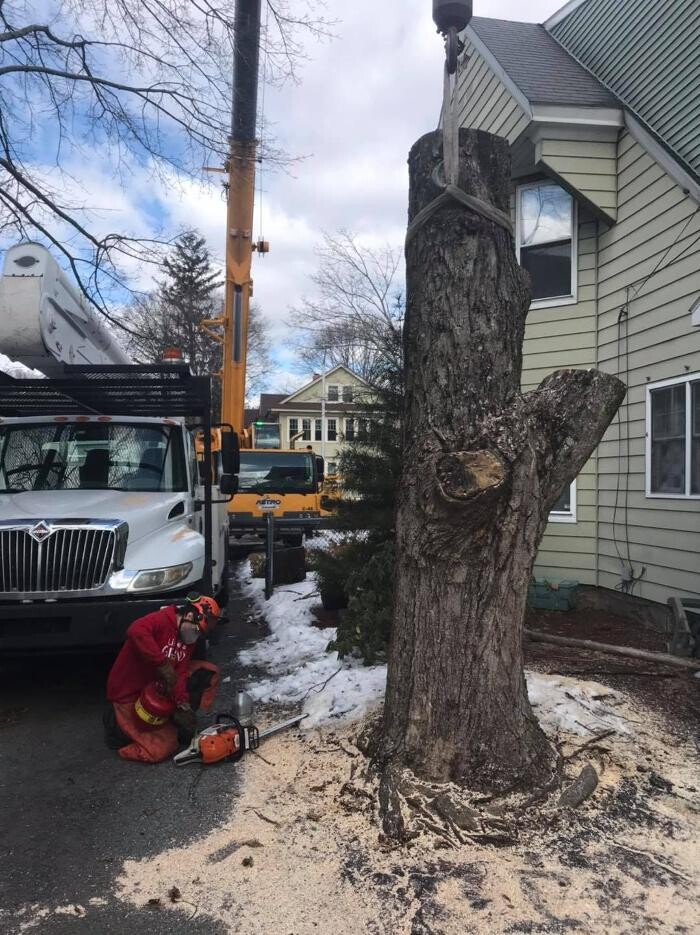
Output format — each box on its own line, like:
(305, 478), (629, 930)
(432, 1), (471, 74)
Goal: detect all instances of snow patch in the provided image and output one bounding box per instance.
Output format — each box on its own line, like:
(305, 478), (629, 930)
(237, 553), (635, 738)
(0, 352), (43, 379)
(237, 557), (385, 728)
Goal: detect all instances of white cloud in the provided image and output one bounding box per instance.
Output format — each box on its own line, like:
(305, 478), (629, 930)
(1, 0), (566, 385)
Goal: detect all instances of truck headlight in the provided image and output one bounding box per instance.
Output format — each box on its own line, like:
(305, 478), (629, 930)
(128, 563), (193, 592)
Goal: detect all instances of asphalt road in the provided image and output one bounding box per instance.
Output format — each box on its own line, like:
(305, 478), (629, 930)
(0, 578), (266, 935)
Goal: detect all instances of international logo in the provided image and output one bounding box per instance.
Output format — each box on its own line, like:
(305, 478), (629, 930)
(28, 521), (53, 543)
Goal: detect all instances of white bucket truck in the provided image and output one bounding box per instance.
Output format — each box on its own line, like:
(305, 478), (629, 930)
(0, 243), (237, 650)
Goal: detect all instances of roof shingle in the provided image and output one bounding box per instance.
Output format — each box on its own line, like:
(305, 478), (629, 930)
(469, 18), (618, 109)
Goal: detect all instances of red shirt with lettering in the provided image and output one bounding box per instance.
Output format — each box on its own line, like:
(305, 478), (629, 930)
(106, 606), (193, 705)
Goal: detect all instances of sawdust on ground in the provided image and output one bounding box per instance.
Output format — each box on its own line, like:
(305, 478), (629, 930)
(116, 690), (699, 935)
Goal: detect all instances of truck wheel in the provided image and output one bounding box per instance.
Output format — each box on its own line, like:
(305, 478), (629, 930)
(215, 564), (230, 608)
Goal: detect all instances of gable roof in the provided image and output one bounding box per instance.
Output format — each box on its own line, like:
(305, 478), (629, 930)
(280, 364), (368, 406)
(259, 393), (286, 417)
(469, 17), (617, 109)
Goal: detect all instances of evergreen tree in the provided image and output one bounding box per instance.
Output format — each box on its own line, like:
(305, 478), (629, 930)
(319, 334), (404, 664)
(123, 230), (271, 412)
(160, 231), (222, 377)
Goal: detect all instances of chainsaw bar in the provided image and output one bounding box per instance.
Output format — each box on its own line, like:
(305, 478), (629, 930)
(174, 713), (307, 766)
(258, 714), (307, 740)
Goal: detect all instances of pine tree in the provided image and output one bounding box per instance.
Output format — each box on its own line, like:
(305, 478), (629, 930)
(160, 231), (222, 377)
(320, 334), (404, 664)
(123, 230), (271, 412)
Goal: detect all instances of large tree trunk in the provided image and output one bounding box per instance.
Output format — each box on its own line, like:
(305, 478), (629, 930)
(379, 130), (625, 814)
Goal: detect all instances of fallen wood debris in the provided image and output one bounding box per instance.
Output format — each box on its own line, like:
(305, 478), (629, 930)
(558, 763), (599, 808)
(524, 629), (700, 670)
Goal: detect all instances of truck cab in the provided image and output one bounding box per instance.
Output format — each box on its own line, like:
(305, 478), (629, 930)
(229, 447), (324, 547)
(0, 368), (235, 651)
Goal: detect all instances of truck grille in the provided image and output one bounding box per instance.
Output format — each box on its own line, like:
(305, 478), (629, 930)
(0, 527), (116, 593)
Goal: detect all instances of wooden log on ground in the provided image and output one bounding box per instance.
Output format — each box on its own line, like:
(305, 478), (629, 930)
(524, 628), (700, 671)
(558, 764), (599, 808)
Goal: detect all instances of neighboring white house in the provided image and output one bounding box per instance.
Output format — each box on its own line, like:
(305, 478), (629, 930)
(456, 0), (700, 606)
(257, 365), (371, 476)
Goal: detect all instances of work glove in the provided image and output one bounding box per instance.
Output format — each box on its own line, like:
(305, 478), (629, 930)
(156, 661), (178, 694)
(173, 704), (197, 742)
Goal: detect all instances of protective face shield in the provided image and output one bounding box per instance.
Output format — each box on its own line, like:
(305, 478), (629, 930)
(178, 611), (202, 645)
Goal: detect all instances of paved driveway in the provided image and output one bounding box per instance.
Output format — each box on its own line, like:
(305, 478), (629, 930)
(0, 587), (264, 934)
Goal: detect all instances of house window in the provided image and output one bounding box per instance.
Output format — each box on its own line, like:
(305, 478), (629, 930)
(345, 418), (355, 441)
(327, 419), (337, 442)
(516, 182), (575, 304)
(302, 418), (311, 442)
(342, 385), (354, 403)
(549, 481), (577, 523)
(647, 373), (700, 497)
(327, 385), (339, 401)
(358, 418), (368, 440)
(315, 419), (322, 441)
(289, 418), (298, 441)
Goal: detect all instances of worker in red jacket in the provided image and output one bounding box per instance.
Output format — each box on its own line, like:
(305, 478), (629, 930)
(104, 593), (221, 763)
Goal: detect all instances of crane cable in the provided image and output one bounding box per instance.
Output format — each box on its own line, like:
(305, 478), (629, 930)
(405, 51), (513, 246)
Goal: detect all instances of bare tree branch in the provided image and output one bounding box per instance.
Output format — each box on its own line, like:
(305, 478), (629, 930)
(0, 0), (335, 322)
(288, 230), (404, 386)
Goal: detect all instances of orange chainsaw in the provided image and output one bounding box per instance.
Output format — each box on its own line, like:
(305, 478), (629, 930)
(173, 712), (307, 766)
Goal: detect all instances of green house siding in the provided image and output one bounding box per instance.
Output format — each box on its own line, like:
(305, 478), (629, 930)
(456, 25), (700, 605)
(535, 136), (618, 222)
(528, 133), (700, 603)
(522, 206), (599, 586)
(455, 47), (529, 143)
(593, 131), (700, 604)
(550, 0), (700, 184)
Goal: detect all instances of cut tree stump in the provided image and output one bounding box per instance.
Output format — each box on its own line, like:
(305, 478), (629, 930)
(378, 128), (625, 833)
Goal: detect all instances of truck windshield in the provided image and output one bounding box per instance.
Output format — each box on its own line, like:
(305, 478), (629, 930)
(238, 451), (315, 494)
(0, 422), (187, 493)
(252, 424), (281, 449)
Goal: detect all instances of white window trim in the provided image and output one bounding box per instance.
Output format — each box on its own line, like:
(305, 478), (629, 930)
(548, 479), (577, 523)
(645, 371), (700, 500)
(515, 180), (578, 310)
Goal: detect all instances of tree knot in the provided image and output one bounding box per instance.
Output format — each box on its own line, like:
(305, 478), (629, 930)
(436, 450), (505, 503)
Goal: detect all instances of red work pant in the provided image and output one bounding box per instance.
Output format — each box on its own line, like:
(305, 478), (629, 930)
(113, 661), (219, 764)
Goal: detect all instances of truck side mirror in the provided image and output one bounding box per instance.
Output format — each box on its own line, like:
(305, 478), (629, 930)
(219, 473), (238, 496)
(315, 456), (325, 484)
(220, 429), (240, 475)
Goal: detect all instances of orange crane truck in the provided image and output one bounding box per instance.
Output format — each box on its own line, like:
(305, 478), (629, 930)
(205, 0), (327, 549)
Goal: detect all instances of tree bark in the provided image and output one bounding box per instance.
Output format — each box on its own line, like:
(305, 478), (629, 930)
(380, 130), (625, 805)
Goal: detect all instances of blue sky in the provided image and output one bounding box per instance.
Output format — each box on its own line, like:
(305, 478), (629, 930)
(0, 0), (566, 393)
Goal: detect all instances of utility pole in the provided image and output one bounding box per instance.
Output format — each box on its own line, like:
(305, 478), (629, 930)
(321, 360), (327, 463)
